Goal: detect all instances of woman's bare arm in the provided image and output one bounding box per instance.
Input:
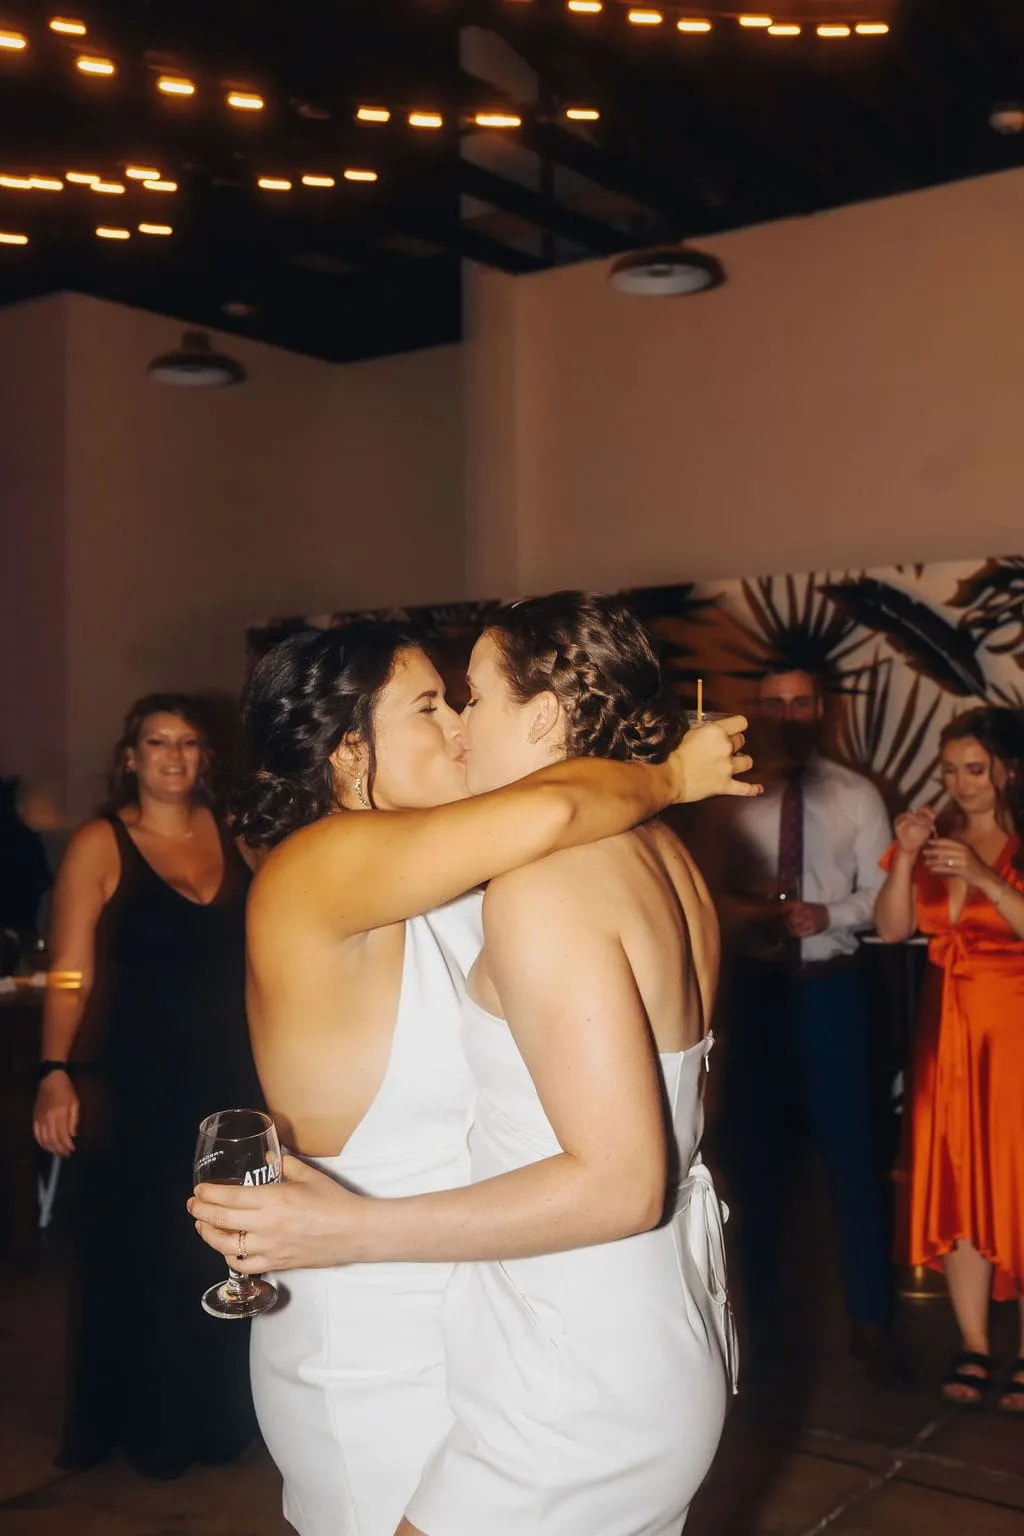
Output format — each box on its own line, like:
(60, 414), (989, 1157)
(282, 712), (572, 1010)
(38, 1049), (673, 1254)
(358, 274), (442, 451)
(260, 719), (757, 941)
(33, 822), (114, 1156)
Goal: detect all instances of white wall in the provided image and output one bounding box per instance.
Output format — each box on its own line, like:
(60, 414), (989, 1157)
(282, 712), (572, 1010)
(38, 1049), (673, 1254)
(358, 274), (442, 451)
(464, 169), (1024, 597)
(0, 294), (465, 818)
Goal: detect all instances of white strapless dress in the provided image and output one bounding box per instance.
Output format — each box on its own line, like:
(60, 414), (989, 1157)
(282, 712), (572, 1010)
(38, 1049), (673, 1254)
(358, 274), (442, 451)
(407, 998), (737, 1536)
(251, 894), (482, 1536)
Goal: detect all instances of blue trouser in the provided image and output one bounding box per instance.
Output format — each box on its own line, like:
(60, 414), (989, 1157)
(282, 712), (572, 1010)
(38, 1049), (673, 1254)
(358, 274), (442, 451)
(722, 957), (892, 1340)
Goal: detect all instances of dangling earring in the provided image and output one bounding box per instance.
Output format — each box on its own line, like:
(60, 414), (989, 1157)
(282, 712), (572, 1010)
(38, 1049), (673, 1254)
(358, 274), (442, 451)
(353, 775), (369, 808)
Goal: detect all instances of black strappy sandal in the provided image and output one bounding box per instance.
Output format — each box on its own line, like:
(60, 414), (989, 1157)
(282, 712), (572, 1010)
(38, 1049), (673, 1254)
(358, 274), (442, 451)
(996, 1358), (1024, 1415)
(941, 1350), (995, 1406)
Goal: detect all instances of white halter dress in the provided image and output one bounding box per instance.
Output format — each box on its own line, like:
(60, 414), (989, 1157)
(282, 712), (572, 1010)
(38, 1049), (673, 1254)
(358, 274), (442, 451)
(407, 1000), (737, 1536)
(250, 893), (481, 1536)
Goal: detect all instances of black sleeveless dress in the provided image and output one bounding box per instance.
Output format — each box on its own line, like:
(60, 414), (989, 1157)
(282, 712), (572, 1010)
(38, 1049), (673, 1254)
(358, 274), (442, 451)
(61, 812), (262, 1476)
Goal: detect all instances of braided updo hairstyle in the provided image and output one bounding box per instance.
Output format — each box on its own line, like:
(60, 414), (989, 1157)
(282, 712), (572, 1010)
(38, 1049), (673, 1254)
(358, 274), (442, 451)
(486, 591), (684, 763)
(939, 706), (1024, 871)
(233, 621), (415, 848)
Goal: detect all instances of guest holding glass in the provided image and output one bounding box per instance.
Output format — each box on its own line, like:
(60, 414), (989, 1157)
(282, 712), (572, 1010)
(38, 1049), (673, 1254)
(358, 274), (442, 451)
(876, 707), (1024, 1412)
(720, 665), (900, 1385)
(32, 695), (261, 1477)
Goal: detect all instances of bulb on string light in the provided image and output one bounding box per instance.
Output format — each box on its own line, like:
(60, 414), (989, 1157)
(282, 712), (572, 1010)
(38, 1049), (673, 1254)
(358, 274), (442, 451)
(565, 107), (600, 121)
(738, 15), (773, 27)
(0, 175), (33, 189)
(301, 174), (336, 187)
(817, 24), (850, 36)
(126, 166), (160, 181)
(356, 107), (391, 123)
(257, 177), (291, 191)
(855, 22), (889, 34)
(227, 91), (264, 111)
(30, 177), (64, 191)
(157, 76), (195, 97)
(473, 112), (523, 129)
(0, 30), (28, 50)
(677, 19), (712, 32)
(343, 169), (379, 182)
(76, 55), (116, 75)
(409, 112), (443, 129)
(49, 17), (87, 35)
(0, 231), (28, 245)
(90, 181), (125, 195)
(138, 223), (173, 236)
(143, 179), (177, 192)
(65, 171), (100, 184)
(627, 9), (664, 24)
(95, 227), (130, 239)
(567, 1), (603, 11)
(768, 23), (800, 35)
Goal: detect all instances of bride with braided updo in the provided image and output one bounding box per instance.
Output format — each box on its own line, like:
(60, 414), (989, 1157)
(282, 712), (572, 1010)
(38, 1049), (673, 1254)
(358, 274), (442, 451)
(192, 593), (744, 1536)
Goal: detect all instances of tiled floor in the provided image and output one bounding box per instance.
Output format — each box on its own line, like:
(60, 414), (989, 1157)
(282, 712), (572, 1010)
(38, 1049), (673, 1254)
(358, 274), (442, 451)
(2, 1202), (1022, 1535)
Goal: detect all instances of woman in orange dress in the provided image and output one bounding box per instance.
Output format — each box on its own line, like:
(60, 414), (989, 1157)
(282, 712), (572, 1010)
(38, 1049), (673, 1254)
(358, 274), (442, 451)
(877, 707), (1024, 1411)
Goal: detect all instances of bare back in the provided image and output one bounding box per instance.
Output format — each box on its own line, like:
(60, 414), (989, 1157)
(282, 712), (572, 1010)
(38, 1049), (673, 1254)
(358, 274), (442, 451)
(471, 819), (719, 1055)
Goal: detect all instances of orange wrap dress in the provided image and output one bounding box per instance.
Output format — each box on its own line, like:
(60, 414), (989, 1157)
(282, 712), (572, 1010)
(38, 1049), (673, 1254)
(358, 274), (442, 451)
(883, 838), (1024, 1300)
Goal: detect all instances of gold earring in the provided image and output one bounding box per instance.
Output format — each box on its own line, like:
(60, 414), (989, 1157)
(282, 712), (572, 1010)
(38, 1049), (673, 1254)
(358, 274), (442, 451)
(353, 775), (369, 808)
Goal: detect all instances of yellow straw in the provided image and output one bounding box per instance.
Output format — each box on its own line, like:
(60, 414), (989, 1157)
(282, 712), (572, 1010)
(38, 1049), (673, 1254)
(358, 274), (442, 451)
(697, 678), (704, 719)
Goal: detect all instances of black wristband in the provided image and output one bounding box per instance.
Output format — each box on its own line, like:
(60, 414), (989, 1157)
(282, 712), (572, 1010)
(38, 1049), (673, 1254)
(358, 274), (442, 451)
(37, 1060), (71, 1082)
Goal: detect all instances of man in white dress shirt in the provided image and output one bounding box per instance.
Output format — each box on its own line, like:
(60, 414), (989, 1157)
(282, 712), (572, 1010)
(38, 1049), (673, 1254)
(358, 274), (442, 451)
(720, 666), (902, 1386)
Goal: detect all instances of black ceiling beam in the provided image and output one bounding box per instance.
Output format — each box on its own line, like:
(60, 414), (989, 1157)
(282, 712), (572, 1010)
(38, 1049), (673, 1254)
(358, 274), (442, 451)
(456, 159), (631, 254)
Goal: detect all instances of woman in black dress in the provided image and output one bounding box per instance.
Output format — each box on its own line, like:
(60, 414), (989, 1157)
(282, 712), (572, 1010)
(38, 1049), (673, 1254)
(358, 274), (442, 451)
(33, 694), (261, 1478)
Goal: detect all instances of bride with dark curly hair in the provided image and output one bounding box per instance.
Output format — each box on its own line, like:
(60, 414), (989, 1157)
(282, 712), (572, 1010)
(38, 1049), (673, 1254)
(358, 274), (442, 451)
(191, 597), (754, 1536)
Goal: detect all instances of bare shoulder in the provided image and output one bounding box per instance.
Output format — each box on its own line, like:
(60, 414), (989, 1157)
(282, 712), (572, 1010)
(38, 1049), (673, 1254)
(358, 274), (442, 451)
(62, 818), (119, 874)
(483, 842), (608, 929)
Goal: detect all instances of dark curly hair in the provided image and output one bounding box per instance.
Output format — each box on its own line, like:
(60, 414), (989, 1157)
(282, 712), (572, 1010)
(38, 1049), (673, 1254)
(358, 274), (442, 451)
(486, 591), (684, 763)
(106, 693), (209, 812)
(939, 706), (1024, 870)
(233, 622), (415, 848)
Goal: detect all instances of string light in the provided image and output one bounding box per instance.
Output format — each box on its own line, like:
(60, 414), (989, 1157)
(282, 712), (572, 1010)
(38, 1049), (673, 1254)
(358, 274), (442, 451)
(677, 18), (712, 31)
(343, 169), (379, 182)
(30, 176), (64, 191)
(157, 75), (195, 96)
(138, 223), (172, 235)
(227, 91), (264, 111)
(126, 166), (160, 181)
(408, 111), (443, 129)
(567, 1), (603, 11)
(301, 174), (336, 187)
(768, 22), (800, 34)
(817, 23), (850, 36)
(95, 226), (130, 239)
(49, 17), (86, 35)
(356, 107), (391, 123)
(627, 9), (664, 23)
(738, 16), (773, 27)
(565, 106), (600, 121)
(257, 177), (291, 190)
(65, 171), (100, 184)
(76, 55), (116, 75)
(0, 30), (27, 50)
(90, 181), (125, 194)
(473, 112), (523, 128)
(0, 231), (28, 244)
(0, 175), (33, 189)
(142, 179), (177, 192)
(855, 21), (889, 34)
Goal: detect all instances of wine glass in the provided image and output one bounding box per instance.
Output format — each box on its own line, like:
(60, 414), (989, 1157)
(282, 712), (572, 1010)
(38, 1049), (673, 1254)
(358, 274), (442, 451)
(194, 1108), (282, 1320)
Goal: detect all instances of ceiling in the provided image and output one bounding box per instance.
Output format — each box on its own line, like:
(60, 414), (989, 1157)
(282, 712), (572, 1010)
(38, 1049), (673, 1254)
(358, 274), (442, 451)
(0, 0), (1021, 363)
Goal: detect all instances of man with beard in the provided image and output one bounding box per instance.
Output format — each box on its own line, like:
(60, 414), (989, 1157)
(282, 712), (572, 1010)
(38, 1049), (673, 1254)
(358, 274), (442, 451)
(719, 667), (902, 1387)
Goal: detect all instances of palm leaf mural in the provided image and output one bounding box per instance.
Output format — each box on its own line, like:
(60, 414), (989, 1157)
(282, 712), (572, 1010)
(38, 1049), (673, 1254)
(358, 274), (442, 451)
(624, 582), (722, 689)
(722, 573), (862, 684)
(819, 578), (987, 697)
(947, 557), (1024, 661)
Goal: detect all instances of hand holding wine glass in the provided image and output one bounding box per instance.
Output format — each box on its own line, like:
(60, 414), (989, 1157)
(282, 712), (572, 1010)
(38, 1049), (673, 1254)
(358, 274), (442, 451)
(193, 1108), (282, 1319)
